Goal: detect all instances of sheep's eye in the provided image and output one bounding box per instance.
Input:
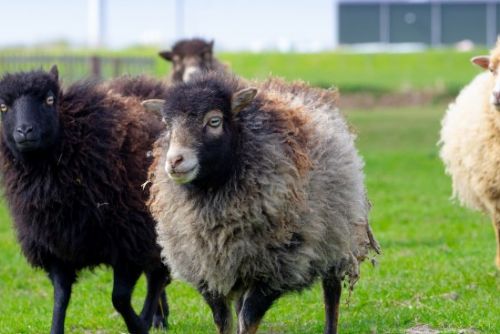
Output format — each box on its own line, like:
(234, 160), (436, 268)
(0, 103), (7, 112)
(208, 116), (222, 128)
(46, 95), (54, 106)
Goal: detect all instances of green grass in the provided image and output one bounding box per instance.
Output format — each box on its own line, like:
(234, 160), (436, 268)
(0, 48), (488, 94)
(0, 105), (499, 333)
(219, 51), (485, 95)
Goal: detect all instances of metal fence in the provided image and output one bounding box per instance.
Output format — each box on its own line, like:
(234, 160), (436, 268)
(0, 55), (157, 83)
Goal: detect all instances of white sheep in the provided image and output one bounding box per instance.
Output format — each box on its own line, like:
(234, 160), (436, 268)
(439, 40), (500, 269)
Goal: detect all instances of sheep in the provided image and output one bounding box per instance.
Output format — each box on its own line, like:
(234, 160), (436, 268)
(439, 40), (500, 270)
(104, 74), (170, 100)
(0, 66), (171, 334)
(144, 73), (380, 334)
(159, 38), (229, 83)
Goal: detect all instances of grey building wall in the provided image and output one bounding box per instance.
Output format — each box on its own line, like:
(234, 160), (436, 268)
(338, 0), (499, 46)
(389, 4), (431, 44)
(441, 3), (487, 45)
(339, 4), (380, 43)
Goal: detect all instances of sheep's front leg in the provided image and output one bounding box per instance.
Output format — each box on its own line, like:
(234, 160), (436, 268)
(112, 264), (147, 334)
(322, 273), (342, 334)
(237, 283), (281, 334)
(200, 289), (233, 334)
(48, 261), (76, 334)
(152, 290), (169, 329)
(493, 218), (500, 269)
(140, 265), (170, 330)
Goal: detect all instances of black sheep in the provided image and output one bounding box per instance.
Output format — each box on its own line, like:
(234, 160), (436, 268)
(104, 74), (170, 100)
(0, 66), (170, 334)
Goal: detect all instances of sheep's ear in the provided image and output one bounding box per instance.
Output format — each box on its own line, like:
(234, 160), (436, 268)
(142, 99), (166, 117)
(202, 41), (214, 60)
(471, 56), (490, 70)
(159, 51), (173, 61)
(49, 64), (59, 81)
(231, 87), (257, 115)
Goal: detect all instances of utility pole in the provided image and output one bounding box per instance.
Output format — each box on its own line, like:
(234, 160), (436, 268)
(332, 0), (339, 49)
(88, 0), (106, 48)
(175, 0), (185, 39)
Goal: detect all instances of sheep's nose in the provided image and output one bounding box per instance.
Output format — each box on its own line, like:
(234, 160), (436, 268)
(168, 154), (184, 169)
(16, 125), (33, 138)
(183, 66), (200, 82)
(494, 91), (500, 101)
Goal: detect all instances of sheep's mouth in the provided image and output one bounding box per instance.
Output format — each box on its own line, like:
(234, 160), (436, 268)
(168, 165), (199, 184)
(15, 139), (41, 152)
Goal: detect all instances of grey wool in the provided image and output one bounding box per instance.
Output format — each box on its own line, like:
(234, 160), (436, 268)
(147, 73), (379, 332)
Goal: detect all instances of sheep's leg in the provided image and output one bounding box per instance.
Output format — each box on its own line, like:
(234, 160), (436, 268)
(235, 295), (243, 315)
(200, 290), (233, 334)
(140, 265), (170, 330)
(48, 262), (76, 334)
(152, 291), (169, 329)
(493, 218), (500, 269)
(112, 264), (147, 334)
(237, 283), (281, 334)
(322, 273), (342, 334)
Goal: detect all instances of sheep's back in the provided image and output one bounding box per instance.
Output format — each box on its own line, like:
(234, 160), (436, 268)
(103, 75), (169, 101)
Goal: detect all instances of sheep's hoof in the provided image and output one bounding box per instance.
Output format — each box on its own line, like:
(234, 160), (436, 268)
(152, 314), (168, 331)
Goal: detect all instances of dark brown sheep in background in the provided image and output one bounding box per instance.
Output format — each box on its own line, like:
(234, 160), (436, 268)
(0, 67), (171, 334)
(159, 38), (229, 83)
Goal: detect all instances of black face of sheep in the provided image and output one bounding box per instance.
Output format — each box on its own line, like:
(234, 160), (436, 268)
(0, 66), (60, 157)
(159, 38), (215, 83)
(143, 80), (256, 189)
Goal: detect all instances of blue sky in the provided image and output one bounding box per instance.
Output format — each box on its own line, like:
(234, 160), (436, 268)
(0, 0), (335, 50)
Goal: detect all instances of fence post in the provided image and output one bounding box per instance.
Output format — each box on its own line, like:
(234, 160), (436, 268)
(90, 56), (102, 78)
(112, 58), (121, 77)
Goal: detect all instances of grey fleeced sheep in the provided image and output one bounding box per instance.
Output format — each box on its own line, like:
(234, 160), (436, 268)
(145, 73), (380, 334)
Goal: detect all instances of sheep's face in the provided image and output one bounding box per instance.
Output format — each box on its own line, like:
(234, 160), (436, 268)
(159, 39), (215, 83)
(143, 79), (256, 188)
(472, 53), (500, 110)
(0, 66), (60, 156)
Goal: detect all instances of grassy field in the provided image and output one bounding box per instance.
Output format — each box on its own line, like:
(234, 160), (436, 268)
(0, 105), (499, 333)
(219, 50), (484, 94)
(0, 48), (487, 94)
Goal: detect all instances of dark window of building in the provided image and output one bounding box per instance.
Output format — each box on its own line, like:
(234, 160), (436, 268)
(497, 4), (500, 43)
(389, 4), (432, 44)
(339, 4), (380, 44)
(441, 4), (487, 45)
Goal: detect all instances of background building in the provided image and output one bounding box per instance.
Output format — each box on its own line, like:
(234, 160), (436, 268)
(337, 0), (500, 47)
